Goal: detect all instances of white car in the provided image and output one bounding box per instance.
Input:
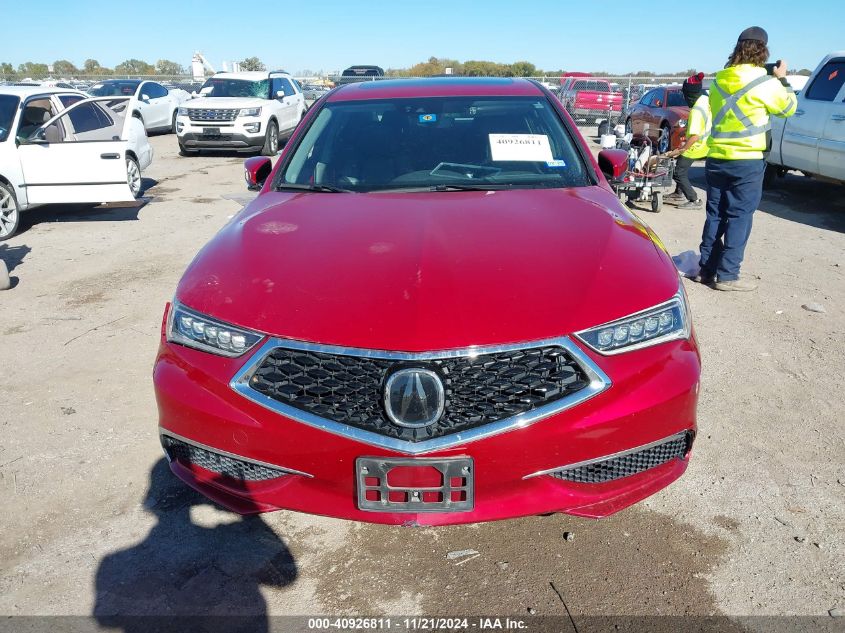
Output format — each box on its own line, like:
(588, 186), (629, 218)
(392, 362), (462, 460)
(0, 86), (152, 240)
(175, 71), (306, 155)
(88, 79), (191, 134)
(767, 52), (845, 186)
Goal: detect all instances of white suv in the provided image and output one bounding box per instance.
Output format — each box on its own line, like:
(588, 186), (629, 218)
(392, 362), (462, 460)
(175, 71), (306, 156)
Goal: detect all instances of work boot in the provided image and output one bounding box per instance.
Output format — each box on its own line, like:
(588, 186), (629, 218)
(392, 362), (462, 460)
(691, 272), (715, 285)
(666, 191), (684, 202)
(714, 278), (758, 292)
(677, 199), (703, 209)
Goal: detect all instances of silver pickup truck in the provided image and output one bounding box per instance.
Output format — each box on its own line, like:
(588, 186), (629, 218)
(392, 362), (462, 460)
(766, 51), (845, 186)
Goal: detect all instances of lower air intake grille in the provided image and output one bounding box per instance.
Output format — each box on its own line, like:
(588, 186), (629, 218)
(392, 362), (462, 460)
(162, 435), (286, 482)
(550, 432), (692, 484)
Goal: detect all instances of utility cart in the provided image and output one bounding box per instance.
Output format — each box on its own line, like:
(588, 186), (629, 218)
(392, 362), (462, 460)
(612, 135), (674, 212)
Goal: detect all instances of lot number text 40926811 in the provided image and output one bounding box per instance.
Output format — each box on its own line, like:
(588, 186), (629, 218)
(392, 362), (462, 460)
(307, 617), (529, 631)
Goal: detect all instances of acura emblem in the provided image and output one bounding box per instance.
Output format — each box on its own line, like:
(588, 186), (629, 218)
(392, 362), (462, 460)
(384, 368), (445, 428)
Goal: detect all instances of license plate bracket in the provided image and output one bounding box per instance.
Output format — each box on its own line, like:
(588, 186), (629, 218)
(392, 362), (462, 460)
(202, 127), (220, 135)
(356, 456), (474, 513)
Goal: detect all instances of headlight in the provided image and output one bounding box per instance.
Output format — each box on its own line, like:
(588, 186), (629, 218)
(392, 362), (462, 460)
(177, 107), (188, 117)
(238, 107), (262, 117)
(166, 302), (263, 357)
(576, 289), (690, 354)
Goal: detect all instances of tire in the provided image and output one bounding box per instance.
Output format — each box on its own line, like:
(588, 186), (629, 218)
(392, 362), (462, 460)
(0, 181), (21, 241)
(170, 111), (178, 134)
(651, 192), (663, 213)
(261, 120), (279, 156)
(126, 156), (142, 198)
(657, 124), (671, 154)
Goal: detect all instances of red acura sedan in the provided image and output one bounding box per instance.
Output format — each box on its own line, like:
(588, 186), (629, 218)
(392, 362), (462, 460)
(154, 78), (700, 526)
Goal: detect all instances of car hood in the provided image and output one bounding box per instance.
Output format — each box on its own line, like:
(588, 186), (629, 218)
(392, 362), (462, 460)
(176, 187), (679, 351)
(184, 96), (266, 109)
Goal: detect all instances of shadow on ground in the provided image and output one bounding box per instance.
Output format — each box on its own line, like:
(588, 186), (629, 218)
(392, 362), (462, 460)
(312, 508), (742, 624)
(687, 165), (845, 233)
(0, 243), (31, 272)
(16, 189), (154, 238)
(93, 459), (297, 633)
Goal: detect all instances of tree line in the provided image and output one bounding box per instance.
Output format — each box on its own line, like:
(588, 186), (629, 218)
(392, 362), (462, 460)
(386, 56), (814, 78)
(0, 57), (268, 78)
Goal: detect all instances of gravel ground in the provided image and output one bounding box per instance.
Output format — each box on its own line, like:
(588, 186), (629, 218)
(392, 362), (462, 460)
(0, 132), (842, 627)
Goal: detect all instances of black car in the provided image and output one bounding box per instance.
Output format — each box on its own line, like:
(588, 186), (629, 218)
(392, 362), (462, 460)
(335, 65), (384, 85)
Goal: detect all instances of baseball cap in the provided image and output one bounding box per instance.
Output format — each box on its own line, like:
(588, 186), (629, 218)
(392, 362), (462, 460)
(738, 26), (768, 44)
(686, 72), (705, 84)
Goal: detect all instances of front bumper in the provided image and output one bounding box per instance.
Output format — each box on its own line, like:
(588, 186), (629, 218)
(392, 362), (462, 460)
(154, 319), (699, 526)
(176, 117), (265, 151)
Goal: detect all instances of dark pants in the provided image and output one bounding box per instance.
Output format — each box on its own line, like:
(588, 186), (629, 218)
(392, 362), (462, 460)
(672, 155), (697, 201)
(699, 158), (765, 282)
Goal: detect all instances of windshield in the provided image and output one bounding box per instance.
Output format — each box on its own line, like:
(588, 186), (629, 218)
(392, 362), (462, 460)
(89, 81), (141, 97)
(0, 95), (19, 142)
(199, 78), (270, 98)
(278, 96), (590, 192)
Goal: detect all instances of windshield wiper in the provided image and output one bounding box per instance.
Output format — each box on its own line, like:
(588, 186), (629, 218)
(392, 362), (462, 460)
(276, 183), (353, 193)
(429, 183), (519, 191)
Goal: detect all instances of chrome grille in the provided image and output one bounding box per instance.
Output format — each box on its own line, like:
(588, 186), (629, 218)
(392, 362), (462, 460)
(247, 344), (590, 443)
(162, 435), (287, 482)
(549, 432), (692, 484)
(187, 108), (239, 122)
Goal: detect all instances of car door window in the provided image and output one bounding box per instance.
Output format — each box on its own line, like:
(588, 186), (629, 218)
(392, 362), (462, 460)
(144, 82), (169, 99)
(640, 90), (658, 106)
(273, 78), (297, 98)
(47, 102), (121, 142)
(804, 60), (845, 101)
(17, 97), (62, 141)
(667, 91), (686, 107)
(58, 94), (85, 108)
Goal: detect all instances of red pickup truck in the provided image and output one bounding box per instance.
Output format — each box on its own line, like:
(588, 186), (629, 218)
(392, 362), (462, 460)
(558, 77), (623, 124)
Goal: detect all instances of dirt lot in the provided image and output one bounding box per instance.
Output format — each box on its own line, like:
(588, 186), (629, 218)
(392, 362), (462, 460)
(0, 132), (843, 629)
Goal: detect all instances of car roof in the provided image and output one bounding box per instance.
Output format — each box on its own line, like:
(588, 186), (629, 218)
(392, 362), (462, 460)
(94, 79), (142, 84)
(0, 85), (84, 97)
(211, 71), (280, 80)
(327, 77), (546, 102)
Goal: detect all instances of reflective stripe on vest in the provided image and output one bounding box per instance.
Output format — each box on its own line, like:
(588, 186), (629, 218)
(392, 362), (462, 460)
(690, 102), (711, 139)
(710, 75), (772, 139)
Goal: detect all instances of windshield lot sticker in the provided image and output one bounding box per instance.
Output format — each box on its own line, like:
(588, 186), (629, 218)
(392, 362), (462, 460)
(546, 159), (567, 167)
(419, 114), (437, 123)
(489, 134), (553, 162)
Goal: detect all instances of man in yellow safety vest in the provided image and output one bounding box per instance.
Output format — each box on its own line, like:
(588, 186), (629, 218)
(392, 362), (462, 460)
(666, 72), (711, 209)
(696, 26), (797, 291)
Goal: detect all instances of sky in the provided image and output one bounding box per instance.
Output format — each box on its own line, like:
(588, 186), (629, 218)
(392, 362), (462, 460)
(2, 0), (840, 75)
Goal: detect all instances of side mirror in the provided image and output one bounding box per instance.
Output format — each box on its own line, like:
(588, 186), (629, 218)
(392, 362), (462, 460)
(244, 156), (273, 191)
(597, 149), (629, 182)
(275, 90), (286, 99)
(140, 94), (150, 103)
